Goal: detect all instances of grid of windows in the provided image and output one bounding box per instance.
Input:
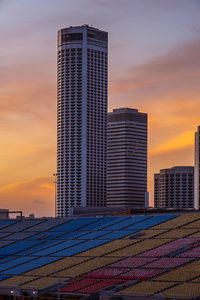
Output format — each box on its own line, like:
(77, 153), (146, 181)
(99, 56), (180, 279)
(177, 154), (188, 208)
(107, 109), (147, 207)
(57, 48), (83, 216)
(86, 49), (107, 207)
(154, 167), (194, 209)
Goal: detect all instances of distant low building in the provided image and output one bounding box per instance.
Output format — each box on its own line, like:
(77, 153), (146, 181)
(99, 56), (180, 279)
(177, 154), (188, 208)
(154, 166), (194, 209)
(0, 209), (9, 220)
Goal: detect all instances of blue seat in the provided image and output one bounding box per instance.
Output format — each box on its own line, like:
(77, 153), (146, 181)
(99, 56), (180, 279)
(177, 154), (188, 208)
(41, 231), (65, 240)
(78, 217), (117, 231)
(0, 256), (34, 272)
(49, 218), (97, 232)
(76, 231), (112, 240)
(104, 216), (151, 231)
(32, 239), (83, 256)
(1, 256), (60, 276)
(92, 217), (130, 231)
(20, 240), (60, 255)
(0, 275), (10, 281)
(0, 220), (16, 228)
(126, 215), (179, 230)
(0, 240), (42, 255)
(53, 239), (107, 257)
(55, 231), (91, 240)
(98, 230), (137, 240)
(27, 232), (51, 240)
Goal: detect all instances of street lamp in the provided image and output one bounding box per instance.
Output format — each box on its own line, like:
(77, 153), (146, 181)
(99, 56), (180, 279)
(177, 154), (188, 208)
(53, 173), (57, 218)
(54, 269), (60, 300)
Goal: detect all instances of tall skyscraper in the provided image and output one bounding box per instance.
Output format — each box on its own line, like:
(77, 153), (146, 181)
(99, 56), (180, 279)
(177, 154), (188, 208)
(107, 108), (147, 207)
(154, 166), (194, 209)
(194, 126), (200, 210)
(57, 25), (108, 217)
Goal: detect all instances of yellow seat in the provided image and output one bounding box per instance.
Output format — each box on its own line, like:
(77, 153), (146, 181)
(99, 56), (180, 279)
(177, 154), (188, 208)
(106, 239), (171, 257)
(153, 260), (200, 282)
(157, 228), (198, 239)
(124, 229), (168, 240)
(23, 256), (88, 277)
(187, 231), (200, 238)
(117, 281), (175, 296)
(154, 215), (200, 229)
(75, 239), (136, 257)
(57, 256), (117, 277)
(181, 219), (200, 229)
(0, 275), (39, 287)
(163, 282), (200, 299)
(22, 276), (68, 290)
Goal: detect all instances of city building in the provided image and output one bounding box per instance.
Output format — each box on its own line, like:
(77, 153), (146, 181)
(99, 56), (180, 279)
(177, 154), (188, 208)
(57, 25), (108, 216)
(154, 166), (194, 209)
(107, 108), (148, 207)
(194, 126), (200, 210)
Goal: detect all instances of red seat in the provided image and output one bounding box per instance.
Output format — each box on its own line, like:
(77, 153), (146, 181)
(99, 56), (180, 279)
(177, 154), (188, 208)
(143, 257), (194, 269)
(110, 257), (157, 268)
(116, 268), (162, 280)
(60, 278), (101, 292)
(79, 279), (124, 293)
(83, 268), (127, 279)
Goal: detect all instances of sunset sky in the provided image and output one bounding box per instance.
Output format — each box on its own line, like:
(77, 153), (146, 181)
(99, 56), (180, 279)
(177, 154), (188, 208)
(0, 0), (200, 217)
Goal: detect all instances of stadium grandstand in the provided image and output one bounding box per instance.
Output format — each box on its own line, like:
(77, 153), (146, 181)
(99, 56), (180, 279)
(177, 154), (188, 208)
(0, 214), (200, 299)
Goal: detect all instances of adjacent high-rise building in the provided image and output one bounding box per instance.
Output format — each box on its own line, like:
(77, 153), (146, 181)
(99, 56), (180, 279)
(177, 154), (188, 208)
(154, 166), (194, 209)
(107, 108), (148, 207)
(57, 25), (108, 217)
(194, 126), (200, 210)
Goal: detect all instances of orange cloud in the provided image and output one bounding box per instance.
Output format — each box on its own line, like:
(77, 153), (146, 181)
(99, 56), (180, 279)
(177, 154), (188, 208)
(109, 39), (200, 117)
(0, 177), (55, 217)
(150, 130), (194, 156)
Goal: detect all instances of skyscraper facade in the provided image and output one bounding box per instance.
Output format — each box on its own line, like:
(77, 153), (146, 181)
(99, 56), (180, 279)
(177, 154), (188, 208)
(107, 108), (148, 207)
(154, 166), (194, 209)
(194, 126), (200, 210)
(57, 25), (108, 217)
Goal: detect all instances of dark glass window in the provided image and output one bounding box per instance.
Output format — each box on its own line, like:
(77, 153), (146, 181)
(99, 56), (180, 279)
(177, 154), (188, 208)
(62, 33), (83, 43)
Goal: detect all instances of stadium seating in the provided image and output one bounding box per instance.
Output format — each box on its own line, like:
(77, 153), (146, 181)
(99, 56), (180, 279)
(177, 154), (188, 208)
(181, 219), (200, 229)
(152, 260), (200, 282)
(75, 239), (136, 257)
(162, 282), (200, 299)
(109, 257), (157, 268)
(156, 228), (199, 239)
(56, 257), (118, 278)
(21, 276), (68, 289)
(154, 214), (200, 229)
(1, 214), (200, 299)
(117, 280), (176, 296)
(138, 238), (200, 257)
(142, 257), (194, 269)
(106, 239), (172, 257)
